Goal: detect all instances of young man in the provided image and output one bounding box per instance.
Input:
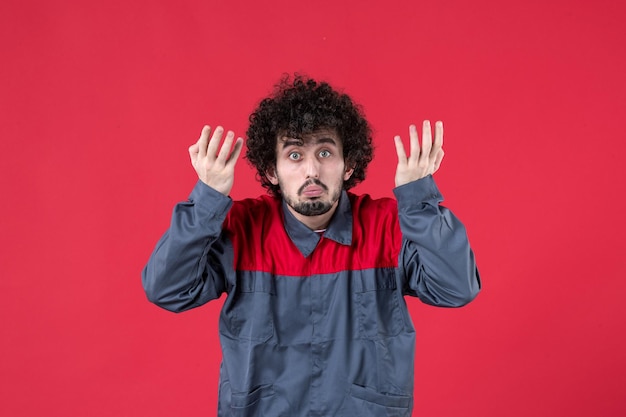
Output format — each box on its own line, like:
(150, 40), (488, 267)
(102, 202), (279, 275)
(142, 75), (480, 416)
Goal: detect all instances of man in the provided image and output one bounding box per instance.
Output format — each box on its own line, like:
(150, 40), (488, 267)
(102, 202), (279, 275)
(142, 75), (480, 416)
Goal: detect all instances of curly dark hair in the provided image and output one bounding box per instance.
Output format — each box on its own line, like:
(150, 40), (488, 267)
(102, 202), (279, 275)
(245, 74), (374, 196)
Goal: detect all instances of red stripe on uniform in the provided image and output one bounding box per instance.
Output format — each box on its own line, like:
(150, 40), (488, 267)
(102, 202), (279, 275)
(225, 194), (401, 276)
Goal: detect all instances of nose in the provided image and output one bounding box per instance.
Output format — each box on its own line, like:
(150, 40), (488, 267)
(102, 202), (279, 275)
(304, 156), (320, 179)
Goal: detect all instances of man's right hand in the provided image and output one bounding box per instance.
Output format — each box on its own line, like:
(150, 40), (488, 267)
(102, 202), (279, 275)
(189, 125), (244, 196)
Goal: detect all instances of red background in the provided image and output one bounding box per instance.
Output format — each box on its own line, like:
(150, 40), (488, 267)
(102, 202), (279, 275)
(1, 0), (625, 416)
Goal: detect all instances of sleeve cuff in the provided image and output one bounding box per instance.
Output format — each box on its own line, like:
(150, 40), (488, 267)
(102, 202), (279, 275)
(188, 180), (233, 221)
(393, 175), (444, 208)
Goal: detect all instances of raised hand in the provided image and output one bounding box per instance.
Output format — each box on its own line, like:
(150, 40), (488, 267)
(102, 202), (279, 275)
(393, 120), (444, 187)
(188, 125), (244, 196)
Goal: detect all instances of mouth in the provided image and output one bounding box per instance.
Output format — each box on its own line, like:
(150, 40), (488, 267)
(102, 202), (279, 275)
(301, 185), (324, 197)
(298, 179), (328, 198)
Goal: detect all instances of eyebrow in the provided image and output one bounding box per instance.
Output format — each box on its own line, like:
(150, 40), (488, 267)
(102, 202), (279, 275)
(280, 137), (337, 149)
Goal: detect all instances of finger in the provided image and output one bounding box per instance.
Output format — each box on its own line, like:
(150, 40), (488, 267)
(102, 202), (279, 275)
(207, 126), (224, 159)
(433, 148), (445, 173)
(409, 124), (419, 162)
(189, 143), (199, 164)
(432, 121), (444, 156)
(227, 137), (245, 165)
(198, 125), (211, 159)
(217, 131), (235, 162)
(394, 135), (407, 164)
(419, 121), (432, 164)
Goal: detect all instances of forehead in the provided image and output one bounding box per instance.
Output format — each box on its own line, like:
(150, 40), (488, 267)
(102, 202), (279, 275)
(277, 128), (341, 147)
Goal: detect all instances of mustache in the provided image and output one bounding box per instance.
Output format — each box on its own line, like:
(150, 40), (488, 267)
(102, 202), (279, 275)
(297, 179), (328, 195)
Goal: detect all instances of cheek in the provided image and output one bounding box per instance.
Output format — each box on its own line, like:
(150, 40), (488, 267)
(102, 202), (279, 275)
(335, 164), (351, 182)
(276, 170), (300, 193)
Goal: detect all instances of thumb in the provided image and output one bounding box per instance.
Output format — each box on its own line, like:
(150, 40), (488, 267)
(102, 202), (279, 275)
(189, 143), (199, 165)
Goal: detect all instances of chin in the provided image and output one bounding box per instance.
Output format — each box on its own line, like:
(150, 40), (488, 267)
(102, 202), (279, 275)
(293, 200), (332, 217)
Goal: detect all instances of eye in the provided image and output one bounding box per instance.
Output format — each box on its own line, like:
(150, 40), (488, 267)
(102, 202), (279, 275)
(319, 150), (331, 158)
(288, 152), (301, 160)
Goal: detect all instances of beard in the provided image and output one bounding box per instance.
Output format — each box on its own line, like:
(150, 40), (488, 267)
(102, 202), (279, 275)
(281, 178), (342, 217)
(289, 199), (334, 216)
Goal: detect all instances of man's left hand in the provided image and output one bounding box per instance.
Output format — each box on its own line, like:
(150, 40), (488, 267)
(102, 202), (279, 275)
(394, 120), (445, 187)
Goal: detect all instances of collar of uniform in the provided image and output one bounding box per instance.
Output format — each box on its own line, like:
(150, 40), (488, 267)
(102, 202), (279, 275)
(281, 190), (353, 258)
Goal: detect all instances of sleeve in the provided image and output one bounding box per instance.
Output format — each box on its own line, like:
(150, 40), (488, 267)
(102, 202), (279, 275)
(393, 175), (481, 307)
(141, 180), (235, 313)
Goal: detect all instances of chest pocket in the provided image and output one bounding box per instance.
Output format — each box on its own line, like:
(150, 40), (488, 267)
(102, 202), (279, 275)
(354, 269), (405, 340)
(220, 274), (275, 343)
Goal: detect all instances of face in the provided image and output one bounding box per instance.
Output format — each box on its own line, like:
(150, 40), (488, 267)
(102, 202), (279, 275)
(266, 129), (354, 225)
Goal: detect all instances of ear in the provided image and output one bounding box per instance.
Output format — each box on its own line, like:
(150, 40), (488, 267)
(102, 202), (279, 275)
(265, 166), (279, 185)
(343, 164), (354, 181)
